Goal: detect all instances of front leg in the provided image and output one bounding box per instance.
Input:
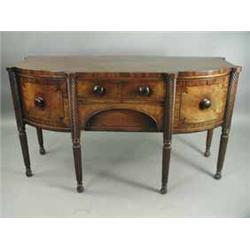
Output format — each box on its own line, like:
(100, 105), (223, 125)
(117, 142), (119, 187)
(7, 68), (33, 177)
(161, 139), (172, 194)
(67, 73), (84, 193)
(72, 138), (84, 192)
(214, 129), (229, 179)
(214, 67), (241, 179)
(161, 73), (176, 194)
(19, 126), (32, 177)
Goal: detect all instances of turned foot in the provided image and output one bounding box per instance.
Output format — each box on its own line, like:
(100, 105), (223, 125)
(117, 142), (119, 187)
(77, 184), (84, 193)
(214, 172), (222, 180)
(160, 186), (167, 194)
(39, 147), (46, 155)
(204, 150), (210, 157)
(25, 169), (33, 177)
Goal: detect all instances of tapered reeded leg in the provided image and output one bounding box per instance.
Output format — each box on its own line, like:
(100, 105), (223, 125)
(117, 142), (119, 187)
(67, 73), (84, 193)
(36, 127), (46, 155)
(214, 130), (229, 180)
(204, 129), (213, 157)
(19, 127), (32, 177)
(73, 140), (84, 193)
(7, 68), (33, 177)
(160, 73), (176, 194)
(161, 140), (172, 194)
(213, 67), (241, 180)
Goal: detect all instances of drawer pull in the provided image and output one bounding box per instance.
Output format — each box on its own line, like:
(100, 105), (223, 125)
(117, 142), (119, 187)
(138, 86), (151, 96)
(92, 85), (105, 96)
(199, 98), (211, 110)
(34, 97), (46, 109)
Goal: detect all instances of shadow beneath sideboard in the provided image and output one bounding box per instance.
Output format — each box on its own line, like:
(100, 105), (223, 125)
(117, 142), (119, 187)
(172, 150), (214, 177)
(88, 169), (159, 193)
(40, 131), (215, 193)
(175, 136), (204, 155)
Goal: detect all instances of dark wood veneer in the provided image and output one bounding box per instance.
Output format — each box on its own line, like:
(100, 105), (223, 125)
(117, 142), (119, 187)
(7, 56), (241, 194)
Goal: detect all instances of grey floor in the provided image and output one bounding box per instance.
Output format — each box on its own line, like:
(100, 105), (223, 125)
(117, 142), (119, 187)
(1, 116), (250, 217)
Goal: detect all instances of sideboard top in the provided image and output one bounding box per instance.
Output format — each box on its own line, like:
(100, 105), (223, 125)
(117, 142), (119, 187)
(12, 56), (237, 73)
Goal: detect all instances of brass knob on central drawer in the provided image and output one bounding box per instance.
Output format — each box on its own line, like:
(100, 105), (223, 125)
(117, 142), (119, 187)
(138, 86), (151, 96)
(34, 96), (45, 109)
(199, 98), (211, 110)
(92, 85), (105, 96)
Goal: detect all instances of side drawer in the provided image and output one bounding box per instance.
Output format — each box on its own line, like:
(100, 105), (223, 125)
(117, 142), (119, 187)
(180, 80), (228, 123)
(19, 76), (66, 126)
(173, 75), (230, 132)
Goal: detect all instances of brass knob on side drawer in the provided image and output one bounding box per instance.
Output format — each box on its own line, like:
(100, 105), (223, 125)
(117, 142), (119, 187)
(34, 97), (46, 109)
(92, 85), (105, 96)
(138, 86), (151, 96)
(199, 98), (211, 110)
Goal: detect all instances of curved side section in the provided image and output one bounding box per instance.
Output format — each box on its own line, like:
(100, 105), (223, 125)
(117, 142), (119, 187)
(15, 68), (70, 130)
(173, 73), (231, 133)
(84, 109), (160, 132)
(12, 67), (233, 133)
(25, 120), (71, 132)
(177, 68), (231, 79)
(173, 122), (222, 134)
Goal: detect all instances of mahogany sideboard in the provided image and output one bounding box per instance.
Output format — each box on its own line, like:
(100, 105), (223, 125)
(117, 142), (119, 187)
(7, 56), (241, 194)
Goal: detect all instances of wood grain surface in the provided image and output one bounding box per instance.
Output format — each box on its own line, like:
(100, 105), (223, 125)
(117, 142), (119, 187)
(8, 57), (241, 134)
(6, 57), (241, 193)
(13, 56), (234, 74)
(13, 68), (235, 133)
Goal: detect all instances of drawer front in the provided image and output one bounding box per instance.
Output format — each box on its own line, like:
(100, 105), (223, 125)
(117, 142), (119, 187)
(77, 79), (120, 99)
(180, 82), (227, 123)
(121, 80), (166, 101)
(20, 77), (65, 126)
(76, 76), (166, 131)
(174, 75), (230, 132)
(76, 78), (166, 102)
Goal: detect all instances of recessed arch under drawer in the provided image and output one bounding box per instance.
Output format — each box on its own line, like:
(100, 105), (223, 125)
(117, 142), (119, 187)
(85, 109), (159, 132)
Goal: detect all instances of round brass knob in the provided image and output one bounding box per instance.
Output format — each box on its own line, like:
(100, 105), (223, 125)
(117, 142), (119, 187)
(34, 97), (45, 109)
(199, 98), (211, 110)
(138, 86), (151, 96)
(92, 85), (105, 96)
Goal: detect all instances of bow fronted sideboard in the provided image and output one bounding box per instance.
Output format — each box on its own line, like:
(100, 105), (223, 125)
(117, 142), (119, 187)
(7, 56), (241, 194)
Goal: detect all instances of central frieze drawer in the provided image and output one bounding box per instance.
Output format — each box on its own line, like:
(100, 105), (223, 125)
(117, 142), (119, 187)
(77, 78), (166, 101)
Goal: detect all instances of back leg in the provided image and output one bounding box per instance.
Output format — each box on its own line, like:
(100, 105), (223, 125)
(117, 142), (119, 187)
(204, 129), (213, 157)
(36, 127), (46, 155)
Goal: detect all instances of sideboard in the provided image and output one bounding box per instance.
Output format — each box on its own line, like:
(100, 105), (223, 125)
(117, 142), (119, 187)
(7, 56), (241, 194)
